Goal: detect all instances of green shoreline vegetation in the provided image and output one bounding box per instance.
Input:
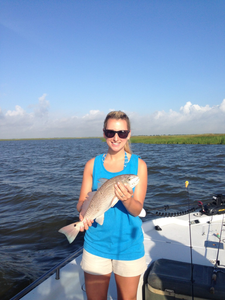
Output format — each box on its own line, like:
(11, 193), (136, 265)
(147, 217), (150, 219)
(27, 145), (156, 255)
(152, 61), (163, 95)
(130, 134), (225, 145)
(1, 134), (225, 144)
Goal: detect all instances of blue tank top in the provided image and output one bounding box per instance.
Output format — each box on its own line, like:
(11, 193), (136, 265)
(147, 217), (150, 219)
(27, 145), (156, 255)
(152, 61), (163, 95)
(83, 154), (145, 260)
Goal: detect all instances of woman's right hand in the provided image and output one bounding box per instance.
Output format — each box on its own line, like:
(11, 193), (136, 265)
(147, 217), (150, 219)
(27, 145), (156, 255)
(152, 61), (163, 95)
(79, 211), (94, 232)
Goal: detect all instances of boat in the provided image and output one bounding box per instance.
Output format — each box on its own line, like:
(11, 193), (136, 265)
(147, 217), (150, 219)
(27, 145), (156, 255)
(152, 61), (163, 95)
(11, 194), (225, 300)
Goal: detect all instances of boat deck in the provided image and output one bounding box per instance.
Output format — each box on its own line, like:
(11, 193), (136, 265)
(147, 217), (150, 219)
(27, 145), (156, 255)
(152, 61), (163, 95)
(143, 212), (225, 268)
(12, 212), (225, 300)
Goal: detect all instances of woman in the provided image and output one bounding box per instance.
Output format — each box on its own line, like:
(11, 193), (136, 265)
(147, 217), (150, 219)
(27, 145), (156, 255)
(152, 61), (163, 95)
(77, 111), (148, 300)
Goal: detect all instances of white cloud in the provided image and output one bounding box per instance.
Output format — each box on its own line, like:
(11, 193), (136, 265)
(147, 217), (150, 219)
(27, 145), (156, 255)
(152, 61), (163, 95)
(220, 99), (225, 112)
(0, 97), (224, 139)
(130, 100), (225, 135)
(5, 105), (25, 117)
(33, 93), (49, 118)
(180, 101), (211, 115)
(82, 110), (102, 119)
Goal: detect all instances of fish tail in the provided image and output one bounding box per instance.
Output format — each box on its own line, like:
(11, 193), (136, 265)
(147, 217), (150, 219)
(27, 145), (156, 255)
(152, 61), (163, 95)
(58, 221), (81, 244)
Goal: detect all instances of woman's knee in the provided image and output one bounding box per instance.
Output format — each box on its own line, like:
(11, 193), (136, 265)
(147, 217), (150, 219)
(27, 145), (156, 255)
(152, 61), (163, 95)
(84, 272), (111, 300)
(115, 274), (141, 300)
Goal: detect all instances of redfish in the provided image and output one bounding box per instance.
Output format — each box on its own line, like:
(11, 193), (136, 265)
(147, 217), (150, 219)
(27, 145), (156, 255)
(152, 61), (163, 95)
(59, 174), (140, 243)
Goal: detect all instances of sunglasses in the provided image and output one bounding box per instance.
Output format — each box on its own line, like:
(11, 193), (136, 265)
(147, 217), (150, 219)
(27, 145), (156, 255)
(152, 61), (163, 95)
(104, 129), (130, 139)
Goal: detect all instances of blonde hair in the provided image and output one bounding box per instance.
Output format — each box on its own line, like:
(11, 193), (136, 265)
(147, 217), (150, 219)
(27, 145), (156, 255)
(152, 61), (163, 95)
(103, 111), (132, 154)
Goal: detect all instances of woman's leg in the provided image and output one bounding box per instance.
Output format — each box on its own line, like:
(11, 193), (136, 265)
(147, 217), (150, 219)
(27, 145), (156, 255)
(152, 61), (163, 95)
(114, 274), (141, 300)
(84, 272), (111, 300)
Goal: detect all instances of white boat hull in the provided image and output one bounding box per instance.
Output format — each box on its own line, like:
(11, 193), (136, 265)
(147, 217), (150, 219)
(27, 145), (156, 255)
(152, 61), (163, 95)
(13, 211), (225, 300)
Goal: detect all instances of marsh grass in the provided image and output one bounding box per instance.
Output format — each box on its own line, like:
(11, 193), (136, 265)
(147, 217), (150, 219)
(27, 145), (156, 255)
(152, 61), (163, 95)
(1, 134), (225, 144)
(130, 134), (225, 145)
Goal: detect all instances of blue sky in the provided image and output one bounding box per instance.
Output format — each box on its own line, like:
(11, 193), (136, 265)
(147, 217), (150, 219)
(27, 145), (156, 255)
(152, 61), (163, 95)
(0, 0), (225, 138)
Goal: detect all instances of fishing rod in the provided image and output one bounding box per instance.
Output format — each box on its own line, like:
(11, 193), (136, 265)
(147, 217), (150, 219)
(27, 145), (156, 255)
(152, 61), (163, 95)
(214, 213), (225, 268)
(145, 194), (225, 217)
(145, 199), (204, 212)
(210, 207), (225, 293)
(145, 201), (197, 211)
(145, 200), (200, 217)
(186, 181), (194, 300)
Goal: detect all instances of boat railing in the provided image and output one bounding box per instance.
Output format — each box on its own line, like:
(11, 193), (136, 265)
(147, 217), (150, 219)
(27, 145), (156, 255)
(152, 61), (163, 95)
(10, 247), (83, 300)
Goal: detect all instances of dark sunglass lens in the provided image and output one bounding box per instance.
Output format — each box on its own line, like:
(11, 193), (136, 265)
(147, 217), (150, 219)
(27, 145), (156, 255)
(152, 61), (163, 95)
(105, 130), (115, 138)
(118, 131), (129, 138)
(104, 130), (129, 139)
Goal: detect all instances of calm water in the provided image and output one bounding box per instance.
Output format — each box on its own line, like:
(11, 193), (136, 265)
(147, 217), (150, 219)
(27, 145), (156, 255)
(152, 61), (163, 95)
(0, 139), (224, 299)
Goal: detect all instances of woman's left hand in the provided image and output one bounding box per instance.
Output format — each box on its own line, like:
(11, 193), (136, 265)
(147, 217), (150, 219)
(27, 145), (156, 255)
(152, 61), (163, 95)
(114, 181), (133, 202)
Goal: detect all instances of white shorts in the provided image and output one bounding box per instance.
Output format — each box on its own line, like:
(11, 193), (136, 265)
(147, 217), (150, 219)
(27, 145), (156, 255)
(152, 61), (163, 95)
(81, 249), (147, 277)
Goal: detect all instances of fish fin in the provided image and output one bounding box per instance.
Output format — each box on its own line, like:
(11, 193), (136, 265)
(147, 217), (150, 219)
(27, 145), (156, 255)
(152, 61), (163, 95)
(95, 214), (104, 225)
(111, 196), (119, 207)
(97, 178), (108, 189)
(86, 191), (96, 201)
(58, 222), (81, 244)
(138, 208), (146, 217)
(81, 191), (96, 215)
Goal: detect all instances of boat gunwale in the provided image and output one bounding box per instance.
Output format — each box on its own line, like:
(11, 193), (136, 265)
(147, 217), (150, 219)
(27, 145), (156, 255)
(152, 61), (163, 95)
(10, 247), (83, 300)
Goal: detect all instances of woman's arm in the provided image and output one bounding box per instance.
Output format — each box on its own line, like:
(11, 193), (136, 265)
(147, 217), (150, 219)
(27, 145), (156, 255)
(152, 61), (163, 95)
(114, 158), (148, 216)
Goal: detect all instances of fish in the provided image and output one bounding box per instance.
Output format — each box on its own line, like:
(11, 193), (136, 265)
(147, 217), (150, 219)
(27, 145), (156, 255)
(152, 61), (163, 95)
(58, 174), (140, 244)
